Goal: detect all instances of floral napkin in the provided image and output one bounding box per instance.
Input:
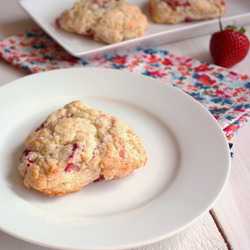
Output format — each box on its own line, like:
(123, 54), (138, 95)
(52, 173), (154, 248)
(0, 28), (250, 140)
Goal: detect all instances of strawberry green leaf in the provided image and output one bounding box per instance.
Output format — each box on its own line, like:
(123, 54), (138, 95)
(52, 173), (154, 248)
(239, 27), (246, 34)
(225, 25), (246, 34)
(225, 25), (238, 31)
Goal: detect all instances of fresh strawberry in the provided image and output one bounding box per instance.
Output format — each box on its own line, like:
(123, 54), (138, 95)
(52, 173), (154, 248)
(209, 20), (250, 68)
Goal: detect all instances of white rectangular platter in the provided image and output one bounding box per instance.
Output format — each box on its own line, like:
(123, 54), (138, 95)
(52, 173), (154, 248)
(19, 0), (250, 58)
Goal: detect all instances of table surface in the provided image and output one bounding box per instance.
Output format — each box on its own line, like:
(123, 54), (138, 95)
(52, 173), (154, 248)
(0, 1), (250, 250)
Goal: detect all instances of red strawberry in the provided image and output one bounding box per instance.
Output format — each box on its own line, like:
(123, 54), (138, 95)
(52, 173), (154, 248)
(209, 20), (250, 68)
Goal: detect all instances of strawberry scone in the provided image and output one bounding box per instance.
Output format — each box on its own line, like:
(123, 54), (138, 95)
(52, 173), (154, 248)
(56, 0), (148, 44)
(18, 101), (147, 196)
(148, 0), (227, 24)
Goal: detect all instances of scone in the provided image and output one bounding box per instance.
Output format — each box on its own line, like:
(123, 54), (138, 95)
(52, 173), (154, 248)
(56, 0), (148, 44)
(148, 0), (227, 24)
(18, 101), (147, 196)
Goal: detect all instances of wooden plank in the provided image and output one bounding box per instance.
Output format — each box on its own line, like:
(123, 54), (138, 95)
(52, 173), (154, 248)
(132, 213), (228, 250)
(212, 123), (250, 250)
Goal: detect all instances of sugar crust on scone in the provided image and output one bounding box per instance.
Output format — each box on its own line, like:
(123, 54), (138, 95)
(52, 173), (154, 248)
(148, 0), (227, 24)
(57, 0), (148, 44)
(18, 101), (147, 196)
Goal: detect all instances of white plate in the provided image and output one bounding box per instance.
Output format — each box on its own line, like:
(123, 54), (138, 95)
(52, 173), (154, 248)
(0, 68), (230, 250)
(19, 0), (250, 58)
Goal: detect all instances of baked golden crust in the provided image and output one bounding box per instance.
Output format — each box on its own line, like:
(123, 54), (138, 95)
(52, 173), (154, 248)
(148, 0), (227, 24)
(57, 0), (148, 44)
(18, 101), (147, 196)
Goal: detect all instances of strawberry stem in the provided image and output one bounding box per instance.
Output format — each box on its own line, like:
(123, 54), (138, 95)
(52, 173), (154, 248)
(219, 18), (223, 31)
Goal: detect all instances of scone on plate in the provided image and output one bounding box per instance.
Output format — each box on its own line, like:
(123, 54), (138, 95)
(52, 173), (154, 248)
(18, 101), (147, 196)
(148, 0), (227, 24)
(56, 0), (148, 44)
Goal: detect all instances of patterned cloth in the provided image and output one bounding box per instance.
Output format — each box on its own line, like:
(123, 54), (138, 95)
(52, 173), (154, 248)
(0, 28), (250, 140)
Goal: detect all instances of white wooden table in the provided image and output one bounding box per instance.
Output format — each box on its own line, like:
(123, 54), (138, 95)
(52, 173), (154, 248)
(0, 1), (249, 250)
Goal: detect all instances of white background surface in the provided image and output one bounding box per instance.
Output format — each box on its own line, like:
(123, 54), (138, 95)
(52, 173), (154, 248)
(0, 1), (250, 250)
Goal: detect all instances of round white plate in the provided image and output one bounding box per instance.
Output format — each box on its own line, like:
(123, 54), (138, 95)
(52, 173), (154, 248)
(0, 68), (230, 250)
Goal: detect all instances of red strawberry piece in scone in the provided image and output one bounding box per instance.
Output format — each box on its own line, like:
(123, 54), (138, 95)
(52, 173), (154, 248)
(166, 0), (190, 10)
